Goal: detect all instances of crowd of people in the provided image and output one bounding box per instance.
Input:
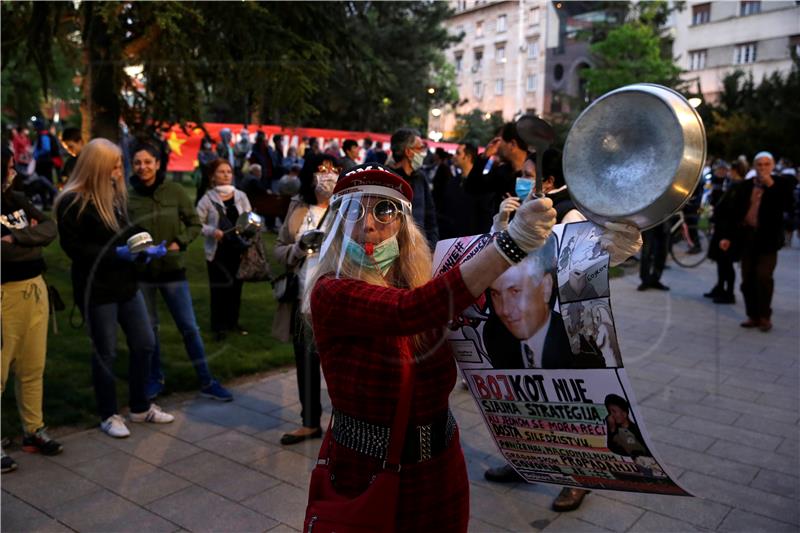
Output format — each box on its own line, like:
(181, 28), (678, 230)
(634, 150), (797, 333)
(1, 120), (797, 529)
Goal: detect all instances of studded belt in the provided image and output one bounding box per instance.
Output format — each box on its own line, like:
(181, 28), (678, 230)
(331, 408), (457, 464)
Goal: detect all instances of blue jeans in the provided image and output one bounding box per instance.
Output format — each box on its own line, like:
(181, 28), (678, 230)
(140, 280), (214, 387)
(86, 291), (153, 420)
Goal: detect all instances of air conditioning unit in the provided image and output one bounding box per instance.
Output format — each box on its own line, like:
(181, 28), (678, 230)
(471, 65), (481, 73)
(519, 44), (528, 53)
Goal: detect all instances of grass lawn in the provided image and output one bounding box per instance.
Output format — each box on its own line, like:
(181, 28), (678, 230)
(2, 181), (293, 437)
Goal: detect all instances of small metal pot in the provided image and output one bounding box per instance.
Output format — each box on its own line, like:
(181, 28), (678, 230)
(563, 83), (706, 229)
(127, 232), (153, 253)
(235, 212), (264, 238)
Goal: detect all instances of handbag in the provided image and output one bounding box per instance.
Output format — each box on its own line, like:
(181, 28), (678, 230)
(303, 348), (414, 533)
(238, 233), (271, 282)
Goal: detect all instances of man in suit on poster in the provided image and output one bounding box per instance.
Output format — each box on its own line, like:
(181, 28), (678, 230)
(481, 234), (600, 511)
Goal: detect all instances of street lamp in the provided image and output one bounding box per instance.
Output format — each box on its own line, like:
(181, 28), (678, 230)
(431, 108), (442, 117)
(427, 87), (436, 95)
(688, 97), (702, 108)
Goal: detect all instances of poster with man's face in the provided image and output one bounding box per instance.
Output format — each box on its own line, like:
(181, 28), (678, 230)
(433, 221), (690, 496)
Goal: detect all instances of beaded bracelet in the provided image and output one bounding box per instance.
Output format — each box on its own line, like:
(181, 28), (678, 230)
(493, 230), (527, 265)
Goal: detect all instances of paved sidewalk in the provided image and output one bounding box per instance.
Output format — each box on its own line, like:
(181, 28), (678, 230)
(2, 246), (798, 532)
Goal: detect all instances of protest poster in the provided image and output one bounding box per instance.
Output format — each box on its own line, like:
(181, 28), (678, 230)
(434, 221), (690, 496)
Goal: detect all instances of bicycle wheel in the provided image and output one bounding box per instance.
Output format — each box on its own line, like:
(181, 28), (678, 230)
(670, 225), (709, 268)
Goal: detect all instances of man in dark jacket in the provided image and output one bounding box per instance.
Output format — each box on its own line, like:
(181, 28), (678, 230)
(128, 145), (232, 401)
(462, 122), (525, 229)
(388, 128), (439, 247)
(482, 232), (594, 512)
(340, 139), (359, 171)
(714, 151), (795, 332)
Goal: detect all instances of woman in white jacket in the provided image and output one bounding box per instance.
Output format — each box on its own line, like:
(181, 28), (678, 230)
(197, 158), (252, 341)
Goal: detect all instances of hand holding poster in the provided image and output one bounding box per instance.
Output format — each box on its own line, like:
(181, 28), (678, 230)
(434, 221), (691, 496)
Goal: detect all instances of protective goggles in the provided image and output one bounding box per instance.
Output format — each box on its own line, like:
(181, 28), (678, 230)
(338, 197), (402, 224)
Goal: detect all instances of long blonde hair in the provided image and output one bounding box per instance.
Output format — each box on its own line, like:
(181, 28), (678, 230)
(55, 138), (126, 231)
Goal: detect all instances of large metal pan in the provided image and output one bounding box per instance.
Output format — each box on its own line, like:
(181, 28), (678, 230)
(563, 83), (706, 229)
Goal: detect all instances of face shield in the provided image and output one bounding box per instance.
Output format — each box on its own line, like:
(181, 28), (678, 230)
(315, 185), (413, 281)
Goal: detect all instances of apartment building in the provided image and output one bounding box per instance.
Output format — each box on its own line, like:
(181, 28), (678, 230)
(438, 0), (549, 139)
(670, 1), (800, 102)
(542, 1), (626, 115)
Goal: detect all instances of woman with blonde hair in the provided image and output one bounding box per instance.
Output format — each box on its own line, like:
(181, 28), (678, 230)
(304, 164), (542, 530)
(56, 138), (173, 439)
(302, 163), (642, 530)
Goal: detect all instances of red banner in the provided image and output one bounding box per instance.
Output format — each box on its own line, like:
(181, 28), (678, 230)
(165, 122), (460, 173)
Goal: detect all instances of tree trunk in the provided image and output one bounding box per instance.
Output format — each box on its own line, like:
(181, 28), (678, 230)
(81, 3), (121, 142)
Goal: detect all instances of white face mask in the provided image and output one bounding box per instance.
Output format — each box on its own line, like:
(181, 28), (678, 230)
(411, 150), (425, 171)
(314, 172), (338, 197)
(215, 185), (235, 195)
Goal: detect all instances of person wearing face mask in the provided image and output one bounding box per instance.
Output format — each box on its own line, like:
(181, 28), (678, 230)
(301, 163), (561, 531)
(128, 144), (232, 402)
(273, 154), (339, 445)
(196, 158), (253, 341)
(388, 128), (439, 248)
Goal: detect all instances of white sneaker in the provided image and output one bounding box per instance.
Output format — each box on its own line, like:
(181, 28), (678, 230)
(129, 404), (174, 424)
(101, 415), (131, 438)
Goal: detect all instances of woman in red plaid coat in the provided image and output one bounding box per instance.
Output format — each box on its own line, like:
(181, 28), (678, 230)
(301, 161), (564, 532)
(306, 163), (641, 531)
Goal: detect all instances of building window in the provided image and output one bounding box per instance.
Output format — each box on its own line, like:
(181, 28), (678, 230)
(689, 50), (707, 70)
(740, 1), (761, 16)
(495, 79), (504, 95)
(496, 45), (506, 64)
(473, 81), (483, 98)
(455, 53), (463, 73)
(473, 49), (483, 71)
(791, 35), (800, 58)
(734, 42), (757, 64)
(528, 40), (540, 60)
(526, 74), (537, 92)
(692, 3), (711, 25)
(457, 0), (467, 11)
(529, 7), (540, 25)
(476, 20), (484, 38)
(497, 14), (507, 33)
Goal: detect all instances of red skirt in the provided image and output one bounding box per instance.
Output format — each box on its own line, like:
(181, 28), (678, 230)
(327, 428), (469, 532)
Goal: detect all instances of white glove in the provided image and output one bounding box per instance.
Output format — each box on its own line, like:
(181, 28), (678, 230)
(600, 221), (642, 266)
(506, 197), (556, 253)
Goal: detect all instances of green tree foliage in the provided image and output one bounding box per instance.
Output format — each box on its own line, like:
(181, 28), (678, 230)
(311, 1), (460, 132)
(1, 2), (81, 126)
(3, 1), (459, 140)
(581, 22), (682, 97)
(705, 60), (800, 162)
(452, 109), (504, 145)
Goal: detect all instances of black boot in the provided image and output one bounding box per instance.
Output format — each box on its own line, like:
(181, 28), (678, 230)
(703, 286), (722, 298)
